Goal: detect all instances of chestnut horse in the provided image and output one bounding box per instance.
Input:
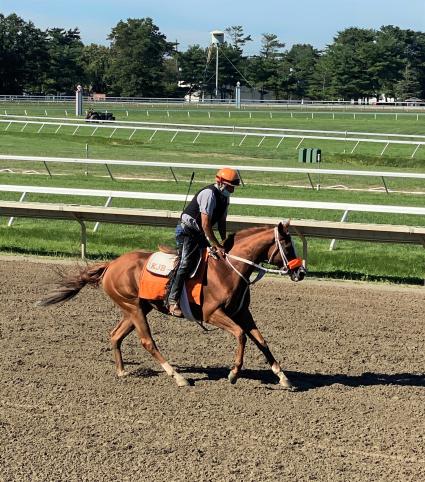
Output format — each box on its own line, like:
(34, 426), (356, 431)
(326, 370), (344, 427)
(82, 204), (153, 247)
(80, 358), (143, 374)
(38, 221), (305, 389)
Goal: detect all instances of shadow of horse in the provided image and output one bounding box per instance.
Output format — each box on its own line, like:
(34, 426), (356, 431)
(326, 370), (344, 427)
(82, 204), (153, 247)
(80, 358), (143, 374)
(130, 365), (425, 391)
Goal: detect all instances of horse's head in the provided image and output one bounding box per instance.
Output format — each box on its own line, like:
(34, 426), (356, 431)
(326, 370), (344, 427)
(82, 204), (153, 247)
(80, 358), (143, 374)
(267, 221), (306, 282)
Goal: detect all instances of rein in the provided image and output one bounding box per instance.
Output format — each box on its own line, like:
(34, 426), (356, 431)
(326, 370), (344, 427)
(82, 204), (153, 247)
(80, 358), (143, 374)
(224, 227), (290, 286)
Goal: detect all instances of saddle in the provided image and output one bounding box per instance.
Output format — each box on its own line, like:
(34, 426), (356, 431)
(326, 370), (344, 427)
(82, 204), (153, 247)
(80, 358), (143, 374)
(138, 249), (207, 304)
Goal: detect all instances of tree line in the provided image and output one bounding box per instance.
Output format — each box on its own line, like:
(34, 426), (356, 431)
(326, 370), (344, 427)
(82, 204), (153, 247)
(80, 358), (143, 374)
(1, 13), (424, 100)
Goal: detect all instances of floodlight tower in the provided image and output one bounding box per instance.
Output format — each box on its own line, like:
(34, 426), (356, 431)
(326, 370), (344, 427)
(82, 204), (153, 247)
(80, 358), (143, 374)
(210, 30), (224, 98)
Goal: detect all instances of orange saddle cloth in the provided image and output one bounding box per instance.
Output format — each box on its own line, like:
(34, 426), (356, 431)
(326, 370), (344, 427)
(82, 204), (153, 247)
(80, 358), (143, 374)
(138, 250), (208, 305)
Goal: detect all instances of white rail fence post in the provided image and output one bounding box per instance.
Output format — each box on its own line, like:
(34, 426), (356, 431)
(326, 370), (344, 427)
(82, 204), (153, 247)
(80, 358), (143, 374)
(329, 210), (350, 251)
(93, 196), (113, 232)
(8, 192), (26, 226)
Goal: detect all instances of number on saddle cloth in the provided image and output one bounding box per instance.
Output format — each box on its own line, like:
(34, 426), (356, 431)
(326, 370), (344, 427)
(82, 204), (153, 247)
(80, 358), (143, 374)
(146, 252), (177, 276)
(139, 249), (205, 302)
(146, 250), (202, 279)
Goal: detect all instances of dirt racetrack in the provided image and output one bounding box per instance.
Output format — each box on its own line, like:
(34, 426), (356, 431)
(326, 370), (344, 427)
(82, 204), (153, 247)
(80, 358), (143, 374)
(0, 257), (424, 482)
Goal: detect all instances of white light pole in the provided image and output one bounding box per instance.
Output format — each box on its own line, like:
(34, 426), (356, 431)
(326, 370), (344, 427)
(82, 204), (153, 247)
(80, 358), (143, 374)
(215, 45), (219, 97)
(211, 31), (224, 99)
(75, 84), (83, 116)
(236, 81), (241, 109)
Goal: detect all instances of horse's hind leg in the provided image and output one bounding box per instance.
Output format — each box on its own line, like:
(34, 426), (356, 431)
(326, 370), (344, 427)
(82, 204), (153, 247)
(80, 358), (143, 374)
(236, 309), (293, 390)
(110, 317), (134, 377)
(131, 301), (189, 387)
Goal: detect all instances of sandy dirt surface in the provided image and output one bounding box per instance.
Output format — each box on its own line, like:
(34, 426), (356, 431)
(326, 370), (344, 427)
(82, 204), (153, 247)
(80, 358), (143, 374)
(0, 258), (424, 482)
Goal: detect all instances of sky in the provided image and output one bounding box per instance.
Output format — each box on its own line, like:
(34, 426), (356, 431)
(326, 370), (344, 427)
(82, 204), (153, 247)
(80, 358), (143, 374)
(2, 0), (425, 54)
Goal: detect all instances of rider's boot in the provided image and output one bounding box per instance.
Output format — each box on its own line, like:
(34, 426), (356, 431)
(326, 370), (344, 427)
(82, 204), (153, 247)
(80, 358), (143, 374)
(168, 302), (183, 318)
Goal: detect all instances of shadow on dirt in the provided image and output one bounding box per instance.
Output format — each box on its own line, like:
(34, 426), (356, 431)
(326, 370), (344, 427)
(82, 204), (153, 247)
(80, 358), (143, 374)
(128, 364), (425, 391)
(286, 370), (425, 391)
(174, 366), (425, 391)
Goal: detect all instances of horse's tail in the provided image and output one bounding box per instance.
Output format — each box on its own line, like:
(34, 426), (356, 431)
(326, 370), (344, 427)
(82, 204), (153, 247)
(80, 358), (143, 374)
(36, 262), (110, 307)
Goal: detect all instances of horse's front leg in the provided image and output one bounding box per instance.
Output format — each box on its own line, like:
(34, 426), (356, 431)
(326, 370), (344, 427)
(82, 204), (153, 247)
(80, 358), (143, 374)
(237, 309), (294, 390)
(207, 308), (247, 384)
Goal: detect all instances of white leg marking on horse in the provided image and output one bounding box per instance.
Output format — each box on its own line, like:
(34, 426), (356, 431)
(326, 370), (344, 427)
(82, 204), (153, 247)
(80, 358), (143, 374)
(161, 362), (189, 387)
(161, 362), (174, 376)
(272, 363), (293, 389)
(228, 369), (238, 384)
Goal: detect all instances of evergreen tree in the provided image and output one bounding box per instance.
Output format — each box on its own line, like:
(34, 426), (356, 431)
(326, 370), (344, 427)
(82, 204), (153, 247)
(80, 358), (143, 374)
(247, 33), (285, 99)
(224, 26), (252, 53)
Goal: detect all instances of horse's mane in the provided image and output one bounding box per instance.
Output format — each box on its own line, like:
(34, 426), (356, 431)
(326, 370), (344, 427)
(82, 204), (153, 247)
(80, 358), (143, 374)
(223, 226), (270, 251)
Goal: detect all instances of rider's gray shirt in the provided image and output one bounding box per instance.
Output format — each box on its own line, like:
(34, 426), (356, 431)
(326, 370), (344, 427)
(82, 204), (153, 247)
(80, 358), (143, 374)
(181, 186), (227, 231)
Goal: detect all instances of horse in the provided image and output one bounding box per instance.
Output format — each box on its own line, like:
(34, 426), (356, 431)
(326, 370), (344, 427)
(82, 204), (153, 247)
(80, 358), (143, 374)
(37, 221), (306, 389)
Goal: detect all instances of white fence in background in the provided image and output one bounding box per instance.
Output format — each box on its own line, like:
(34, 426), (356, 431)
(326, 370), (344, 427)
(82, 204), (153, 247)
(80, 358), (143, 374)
(3, 114), (425, 141)
(1, 154), (425, 193)
(1, 117), (425, 157)
(1, 184), (424, 214)
(1, 95), (425, 108)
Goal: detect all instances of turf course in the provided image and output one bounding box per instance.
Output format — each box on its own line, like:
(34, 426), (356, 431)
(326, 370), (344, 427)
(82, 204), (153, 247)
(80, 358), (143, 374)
(0, 102), (424, 284)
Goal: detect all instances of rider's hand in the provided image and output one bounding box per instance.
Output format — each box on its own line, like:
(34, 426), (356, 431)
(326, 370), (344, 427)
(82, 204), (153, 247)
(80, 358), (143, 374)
(214, 245), (226, 257)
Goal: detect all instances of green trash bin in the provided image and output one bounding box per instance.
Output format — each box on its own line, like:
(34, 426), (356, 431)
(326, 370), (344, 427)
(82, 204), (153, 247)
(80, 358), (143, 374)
(298, 148), (307, 163)
(312, 148), (322, 163)
(305, 148), (313, 163)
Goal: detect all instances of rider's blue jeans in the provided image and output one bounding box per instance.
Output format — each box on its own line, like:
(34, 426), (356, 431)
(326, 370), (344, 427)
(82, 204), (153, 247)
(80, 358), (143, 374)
(167, 223), (206, 305)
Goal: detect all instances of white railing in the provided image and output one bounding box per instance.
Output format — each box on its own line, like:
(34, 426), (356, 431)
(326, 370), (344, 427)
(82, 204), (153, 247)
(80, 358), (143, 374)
(0, 200), (424, 259)
(1, 155), (425, 188)
(3, 114), (425, 141)
(1, 118), (424, 156)
(1, 95), (425, 108)
(1, 184), (424, 216)
(2, 183), (423, 251)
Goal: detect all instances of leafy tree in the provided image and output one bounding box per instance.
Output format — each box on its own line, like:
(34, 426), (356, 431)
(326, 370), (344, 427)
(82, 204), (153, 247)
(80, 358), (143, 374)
(82, 44), (110, 93)
(107, 18), (173, 96)
(307, 53), (334, 99)
(250, 33), (285, 99)
(403, 30), (425, 99)
(283, 44), (319, 99)
(177, 44), (208, 96)
(323, 27), (377, 99)
(162, 55), (182, 98)
(0, 13), (48, 94)
(395, 64), (423, 99)
(366, 26), (405, 98)
(43, 28), (85, 94)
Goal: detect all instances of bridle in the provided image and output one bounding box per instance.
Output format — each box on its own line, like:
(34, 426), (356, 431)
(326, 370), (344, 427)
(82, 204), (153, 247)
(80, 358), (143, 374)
(222, 226), (304, 286)
(207, 225), (305, 317)
(267, 226), (291, 270)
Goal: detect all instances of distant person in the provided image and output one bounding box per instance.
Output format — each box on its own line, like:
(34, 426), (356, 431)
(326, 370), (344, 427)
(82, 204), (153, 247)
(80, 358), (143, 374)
(167, 167), (241, 317)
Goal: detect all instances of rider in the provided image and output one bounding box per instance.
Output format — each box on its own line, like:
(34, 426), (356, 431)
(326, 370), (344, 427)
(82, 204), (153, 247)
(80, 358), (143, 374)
(167, 167), (241, 317)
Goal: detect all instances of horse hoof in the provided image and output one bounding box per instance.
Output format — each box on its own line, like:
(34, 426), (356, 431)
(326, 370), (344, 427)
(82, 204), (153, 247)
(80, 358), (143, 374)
(228, 371), (238, 384)
(174, 375), (190, 387)
(279, 379), (295, 391)
(117, 370), (129, 378)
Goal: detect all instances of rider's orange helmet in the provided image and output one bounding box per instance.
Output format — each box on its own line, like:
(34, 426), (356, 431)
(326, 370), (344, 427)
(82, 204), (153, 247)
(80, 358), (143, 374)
(215, 167), (240, 186)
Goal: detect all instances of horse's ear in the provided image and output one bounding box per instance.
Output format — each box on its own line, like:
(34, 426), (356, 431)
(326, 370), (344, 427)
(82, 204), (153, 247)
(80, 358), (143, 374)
(278, 219), (290, 235)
